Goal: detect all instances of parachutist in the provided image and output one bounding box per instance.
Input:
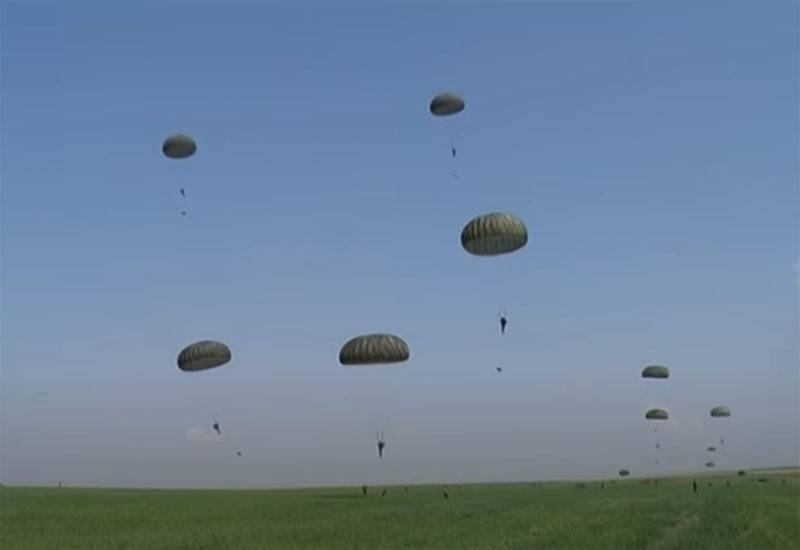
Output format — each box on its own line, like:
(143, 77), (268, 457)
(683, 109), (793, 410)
(496, 367), (503, 373)
(499, 315), (508, 335)
(692, 480), (698, 493)
(181, 211), (186, 216)
(180, 188), (186, 198)
(236, 451), (242, 457)
(376, 432), (386, 458)
(451, 146), (457, 158)
(212, 422), (221, 435)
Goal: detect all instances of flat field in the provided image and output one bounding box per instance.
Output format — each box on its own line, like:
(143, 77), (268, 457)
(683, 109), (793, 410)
(2, 471), (798, 549)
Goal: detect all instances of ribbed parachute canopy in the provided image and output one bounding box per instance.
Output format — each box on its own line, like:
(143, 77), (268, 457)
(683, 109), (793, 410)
(162, 134), (197, 159)
(429, 92), (465, 116)
(177, 340), (231, 372)
(641, 365), (670, 379)
(461, 212), (528, 256)
(645, 408), (669, 420)
(339, 334), (410, 366)
(710, 406), (731, 418)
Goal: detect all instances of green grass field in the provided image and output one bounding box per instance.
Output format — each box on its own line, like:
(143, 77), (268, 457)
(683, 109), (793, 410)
(2, 471), (798, 550)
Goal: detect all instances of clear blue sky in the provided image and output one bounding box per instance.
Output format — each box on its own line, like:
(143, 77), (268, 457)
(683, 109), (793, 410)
(1, 1), (797, 488)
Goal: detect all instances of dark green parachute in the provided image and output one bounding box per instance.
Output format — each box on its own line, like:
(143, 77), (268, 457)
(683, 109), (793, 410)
(619, 469), (630, 477)
(461, 212), (528, 256)
(710, 406), (731, 418)
(177, 340), (231, 372)
(645, 408), (669, 420)
(163, 134), (197, 159)
(339, 334), (410, 366)
(641, 365), (669, 379)
(430, 92), (465, 116)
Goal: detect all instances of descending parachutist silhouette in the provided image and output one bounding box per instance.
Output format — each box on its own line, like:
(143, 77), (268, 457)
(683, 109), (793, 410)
(376, 431), (386, 458)
(180, 188), (186, 198)
(212, 422), (221, 436)
(496, 367), (503, 373)
(499, 313), (508, 335)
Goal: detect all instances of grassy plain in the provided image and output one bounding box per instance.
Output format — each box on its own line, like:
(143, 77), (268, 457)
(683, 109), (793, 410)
(1, 471), (798, 549)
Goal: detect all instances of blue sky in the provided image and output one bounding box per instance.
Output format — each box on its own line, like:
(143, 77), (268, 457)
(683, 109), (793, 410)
(1, 1), (797, 488)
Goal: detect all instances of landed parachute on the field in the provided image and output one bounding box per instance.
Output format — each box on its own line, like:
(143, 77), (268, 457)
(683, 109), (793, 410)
(177, 340), (231, 372)
(461, 212), (528, 256)
(641, 365), (669, 379)
(339, 334), (410, 366)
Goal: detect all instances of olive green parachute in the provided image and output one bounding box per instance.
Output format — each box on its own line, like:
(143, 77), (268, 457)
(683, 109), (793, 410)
(177, 340), (231, 372)
(645, 408), (669, 420)
(641, 365), (669, 379)
(705, 461), (715, 468)
(619, 469), (630, 477)
(707, 446), (717, 452)
(163, 134), (197, 159)
(710, 406), (731, 418)
(461, 212), (528, 256)
(429, 92), (465, 116)
(339, 334), (410, 366)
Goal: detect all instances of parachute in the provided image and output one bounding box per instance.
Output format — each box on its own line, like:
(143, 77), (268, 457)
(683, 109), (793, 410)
(641, 365), (669, 379)
(710, 406), (731, 418)
(707, 446), (717, 452)
(429, 92), (465, 116)
(339, 334), (410, 366)
(177, 340), (232, 372)
(162, 134), (197, 159)
(705, 461), (715, 468)
(619, 469), (630, 477)
(645, 408), (669, 420)
(461, 212), (528, 256)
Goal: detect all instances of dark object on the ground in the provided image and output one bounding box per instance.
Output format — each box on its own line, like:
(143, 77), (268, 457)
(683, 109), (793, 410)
(575, 483), (586, 488)
(404, 485), (408, 492)
(692, 480), (697, 493)
(708, 482), (713, 487)
(737, 470), (747, 476)
(443, 489), (449, 500)
(654, 480), (659, 485)
(757, 478), (769, 483)
(782, 478), (786, 485)
(362, 485), (368, 495)
(600, 483), (605, 489)
(381, 489), (387, 497)
(726, 479), (730, 487)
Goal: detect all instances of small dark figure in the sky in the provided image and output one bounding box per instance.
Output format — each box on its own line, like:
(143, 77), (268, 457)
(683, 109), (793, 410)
(236, 451), (242, 457)
(656, 443), (660, 450)
(376, 431), (386, 458)
(451, 146), (457, 158)
(692, 479), (698, 493)
(180, 188), (186, 198)
(499, 314), (508, 335)
(212, 422), (221, 435)
(496, 367), (503, 373)
(181, 211), (186, 216)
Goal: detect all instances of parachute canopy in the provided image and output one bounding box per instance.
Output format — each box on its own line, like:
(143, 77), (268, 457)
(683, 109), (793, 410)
(641, 365), (669, 379)
(163, 134), (197, 159)
(707, 446), (717, 452)
(429, 92), (465, 116)
(339, 333), (410, 366)
(705, 461), (715, 468)
(618, 469), (630, 477)
(461, 212), (528, 256)
(177, 340), (231, 372)
(645, 408), (669, 420)
(710, 406), (731, 418)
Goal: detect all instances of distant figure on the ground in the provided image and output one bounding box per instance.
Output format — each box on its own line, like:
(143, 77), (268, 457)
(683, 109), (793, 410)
(376, 431), (386, 458)
(381, 489), (387, 497)
(212, 422), (221, 435)
(692, 479), (698, 493)
(601, 483), (605, 489)
(499, 314), (508, 335)
(404, 485), (408, 492)
(708, 481), (713, 488)
(782, 478), (786, 485)
(443, 488), (449, 500)
(726, 478), (730, 487)
(362, 485), (368, 496)
(58, 481), (62, 488)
